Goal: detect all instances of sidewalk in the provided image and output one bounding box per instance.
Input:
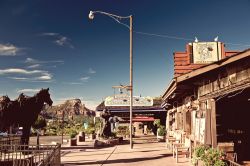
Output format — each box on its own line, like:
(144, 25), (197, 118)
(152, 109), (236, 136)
(61, 135), (191, 166)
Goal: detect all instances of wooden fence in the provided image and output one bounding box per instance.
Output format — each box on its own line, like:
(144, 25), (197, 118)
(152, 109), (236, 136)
(0, 135), (61, 166)
(0, 144), (61, 166)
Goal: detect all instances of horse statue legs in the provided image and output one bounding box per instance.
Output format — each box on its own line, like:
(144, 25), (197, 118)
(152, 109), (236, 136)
(21, 125), (30, 145)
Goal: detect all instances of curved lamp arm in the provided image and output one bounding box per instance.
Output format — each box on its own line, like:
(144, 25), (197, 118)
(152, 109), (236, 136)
(89, 10), (131, 20)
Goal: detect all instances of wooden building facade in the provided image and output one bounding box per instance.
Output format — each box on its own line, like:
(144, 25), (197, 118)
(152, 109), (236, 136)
(162, 42), (250, 163)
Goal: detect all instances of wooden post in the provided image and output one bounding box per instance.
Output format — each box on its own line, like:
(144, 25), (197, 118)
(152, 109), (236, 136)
(211, 99), (217, 148)
(129, 15), (133, 150)
(204, 106), (212, 145)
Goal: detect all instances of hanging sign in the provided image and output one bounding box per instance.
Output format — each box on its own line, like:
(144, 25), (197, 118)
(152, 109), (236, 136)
(192, 42), (222, 64)
(104, 95), (153, 106)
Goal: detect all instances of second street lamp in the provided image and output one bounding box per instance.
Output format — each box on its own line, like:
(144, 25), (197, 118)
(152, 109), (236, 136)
(88, 11), (134, 149)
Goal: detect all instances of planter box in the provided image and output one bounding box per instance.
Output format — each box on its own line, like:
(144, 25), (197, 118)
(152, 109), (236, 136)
(157, 135), (166, 142)
(78, 135), (85, 142)
(69, 138), (77, 146)
(78, 132), (85, 142)
(79, 131), (85, 137)
(195, 160), (204, 166)
(90, 134), (96, 140)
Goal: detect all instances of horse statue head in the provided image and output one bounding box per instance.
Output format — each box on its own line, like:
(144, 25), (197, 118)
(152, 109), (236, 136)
(0, 95), (11, 110)
(36, 88), (53, 106)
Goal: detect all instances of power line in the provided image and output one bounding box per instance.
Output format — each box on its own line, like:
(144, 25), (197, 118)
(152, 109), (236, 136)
(111, 16), (250, 48)
(133, 31), (193, 41)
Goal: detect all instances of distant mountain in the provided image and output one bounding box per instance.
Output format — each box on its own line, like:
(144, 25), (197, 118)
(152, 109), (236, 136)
(44, 99), (95, 119)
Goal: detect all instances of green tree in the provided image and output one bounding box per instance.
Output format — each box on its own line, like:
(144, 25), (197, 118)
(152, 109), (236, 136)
(32, 115), (46, 129)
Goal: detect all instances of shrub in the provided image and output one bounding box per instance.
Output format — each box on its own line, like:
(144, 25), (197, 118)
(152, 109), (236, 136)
(33, 115), (47, 129)
(117, 126), (129, 137)
(192, 145), (227, 166)
(195, 145), (208, 159)
(85, 127), (95, 134)
(70, 130), (78, 138)
(110, 132), (117, 138)
(157, 125), (166, 136)
(153, 119), (161, 128)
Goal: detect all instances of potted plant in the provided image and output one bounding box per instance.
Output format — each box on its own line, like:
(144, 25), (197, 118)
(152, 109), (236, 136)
(192, 145), (227, 166)
(153, 119), (161, 128)
(69, 130), (78, 146)
(157, 125), (166, 142)
(85, 127), (96, 140)
(192, 145), (207, 166)
(78, 131), (85, 142)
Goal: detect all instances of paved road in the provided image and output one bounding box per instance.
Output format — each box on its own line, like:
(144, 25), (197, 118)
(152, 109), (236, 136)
(61, 135), (191, 166)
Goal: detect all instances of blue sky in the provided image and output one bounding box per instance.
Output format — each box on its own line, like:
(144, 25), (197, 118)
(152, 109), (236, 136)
(0, 0), (250, 109)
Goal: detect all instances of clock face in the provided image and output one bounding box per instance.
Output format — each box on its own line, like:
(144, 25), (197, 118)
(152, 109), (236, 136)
(192, 42), (221, 64)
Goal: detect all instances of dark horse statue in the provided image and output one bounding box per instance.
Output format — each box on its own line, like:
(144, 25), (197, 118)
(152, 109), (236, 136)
(0, 88), (53, 145)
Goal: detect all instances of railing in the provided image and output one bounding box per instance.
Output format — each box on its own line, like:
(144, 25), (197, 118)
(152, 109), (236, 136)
(0, 144), (61, 166)
(37, 144), (61, 166)
(0, 135), (22, 145)
(226, 160), (242, 166)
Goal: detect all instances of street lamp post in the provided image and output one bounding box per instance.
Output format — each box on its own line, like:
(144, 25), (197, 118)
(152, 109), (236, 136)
(88, 11), (134, 149)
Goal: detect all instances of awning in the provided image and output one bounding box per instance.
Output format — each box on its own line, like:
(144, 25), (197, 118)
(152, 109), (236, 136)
(98, 109), (165, 113)
(120, 117), (155, 122)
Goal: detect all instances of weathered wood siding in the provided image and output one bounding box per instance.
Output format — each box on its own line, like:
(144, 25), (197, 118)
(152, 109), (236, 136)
(198, 58), (250, 97)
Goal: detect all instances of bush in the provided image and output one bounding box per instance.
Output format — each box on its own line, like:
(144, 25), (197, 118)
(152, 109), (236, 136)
(157, 125), (166, 136)
(70, 130), (78, 138)
(195, 145), (208, 159)
(33, 115), (47, 129)
(153, 119), (161, 128)
(85, 127), (95, 134)
(192, 145), (227, 166)
(117, 126), (129, 137)
(111, 132), (117, 138)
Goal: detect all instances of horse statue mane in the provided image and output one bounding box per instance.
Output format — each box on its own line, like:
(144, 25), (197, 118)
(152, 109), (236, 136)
(0, 88), (53, 145)
(0, 95), (11, 110)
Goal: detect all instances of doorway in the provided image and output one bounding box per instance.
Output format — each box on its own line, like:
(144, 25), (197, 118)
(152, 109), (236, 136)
(216, 88), (250, 162)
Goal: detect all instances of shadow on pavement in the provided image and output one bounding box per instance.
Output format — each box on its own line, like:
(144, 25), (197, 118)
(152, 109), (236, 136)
(62, 153), (172, 165)
(61, 148), (164, 158)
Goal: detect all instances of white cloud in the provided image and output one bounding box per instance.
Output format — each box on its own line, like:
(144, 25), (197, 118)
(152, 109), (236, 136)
(7, 77), (29, 80)
(41, 32), (74, 48)
(24, 57), (63, 69)
(35, 74), (52, 81)
(0, 44), (20, 56)
(0, 68), (44, 75)
(63, 82), (84, 85)
(55, 37), (67, 46)
(25, 57), (64, 64)
(1, 68), (53, 82)
(27, 64), (41, 69)
(80, 76), (90, 82)
(88, 68), (96, 74)
(17, 89), (40, 93)
(25, 58), (36, 63)
(41, 32), (58, 36)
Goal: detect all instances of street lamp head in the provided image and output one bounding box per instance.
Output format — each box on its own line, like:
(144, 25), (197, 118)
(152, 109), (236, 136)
(88, 11), (94, 20)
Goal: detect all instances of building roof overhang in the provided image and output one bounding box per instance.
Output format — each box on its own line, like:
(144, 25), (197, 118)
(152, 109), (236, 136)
(176, 48), (250, 83)
(162, 48), (250, 107)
